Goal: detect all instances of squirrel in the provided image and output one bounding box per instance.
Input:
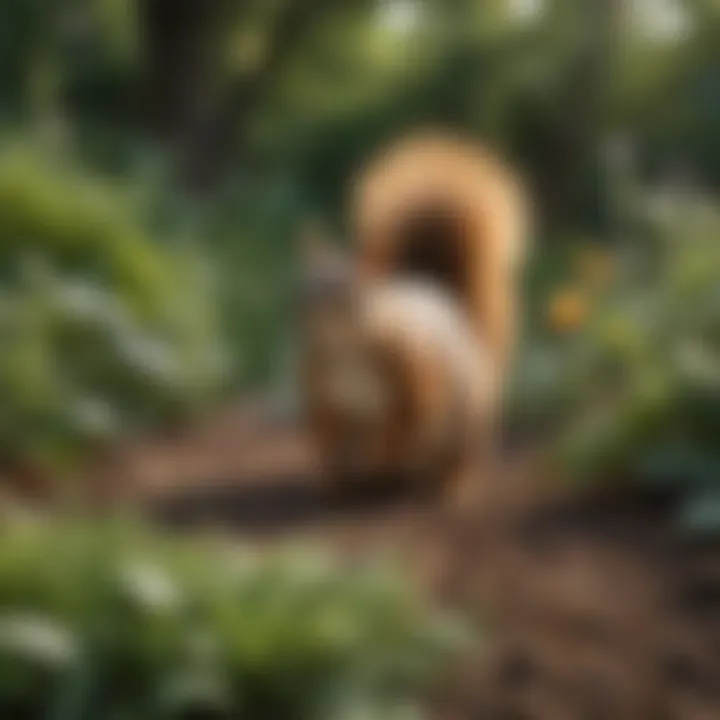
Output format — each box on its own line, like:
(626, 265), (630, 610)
(298, 131), (530, 503)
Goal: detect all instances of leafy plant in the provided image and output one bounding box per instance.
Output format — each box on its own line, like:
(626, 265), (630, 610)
(0, 142), (228, 475)
(512, 189), (720, 535)
(0, 519), (465, 719)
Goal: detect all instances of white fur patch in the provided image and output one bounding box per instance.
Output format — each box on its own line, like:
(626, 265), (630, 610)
(363, 279), (494, 405)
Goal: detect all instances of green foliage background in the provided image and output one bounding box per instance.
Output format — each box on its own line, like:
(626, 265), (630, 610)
(0, 0), (717, 521)
(0, 1), (718, 715)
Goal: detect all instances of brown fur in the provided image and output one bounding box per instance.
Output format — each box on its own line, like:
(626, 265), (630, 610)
(353, 131), (530, 377)
(300, 131), (530, 501)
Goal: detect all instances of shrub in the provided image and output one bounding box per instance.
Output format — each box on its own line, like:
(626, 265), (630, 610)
(511, 189), (720, 535)
(0, 142), (228, 475)
(0, 519), (465, 719)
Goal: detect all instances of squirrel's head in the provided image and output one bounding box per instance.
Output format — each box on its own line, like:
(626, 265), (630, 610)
(296, 220), (363, 356)
(297, 222), (392, 425)
(297, 221), (357, 305)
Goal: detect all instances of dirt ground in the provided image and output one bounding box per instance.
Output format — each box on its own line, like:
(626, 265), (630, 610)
(44, 403), (720, 719)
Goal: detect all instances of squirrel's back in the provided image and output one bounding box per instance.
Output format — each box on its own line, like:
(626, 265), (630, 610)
(363, 278), (493, 410)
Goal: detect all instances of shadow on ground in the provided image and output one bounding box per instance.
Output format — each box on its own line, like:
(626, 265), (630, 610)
(149, 471), (417, 532)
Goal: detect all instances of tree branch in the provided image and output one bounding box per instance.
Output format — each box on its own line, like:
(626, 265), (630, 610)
(185, 0), (369, 189)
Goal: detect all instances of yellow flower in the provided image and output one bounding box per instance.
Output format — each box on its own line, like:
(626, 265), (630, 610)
(547, 287), (587, 332)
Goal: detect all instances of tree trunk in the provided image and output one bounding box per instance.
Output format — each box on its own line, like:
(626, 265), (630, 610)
(540, 0), (621, 234)
(141, 0), (226, 190)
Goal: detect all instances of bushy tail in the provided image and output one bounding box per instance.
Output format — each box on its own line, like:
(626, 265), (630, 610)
(351, 131), (530, 374)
